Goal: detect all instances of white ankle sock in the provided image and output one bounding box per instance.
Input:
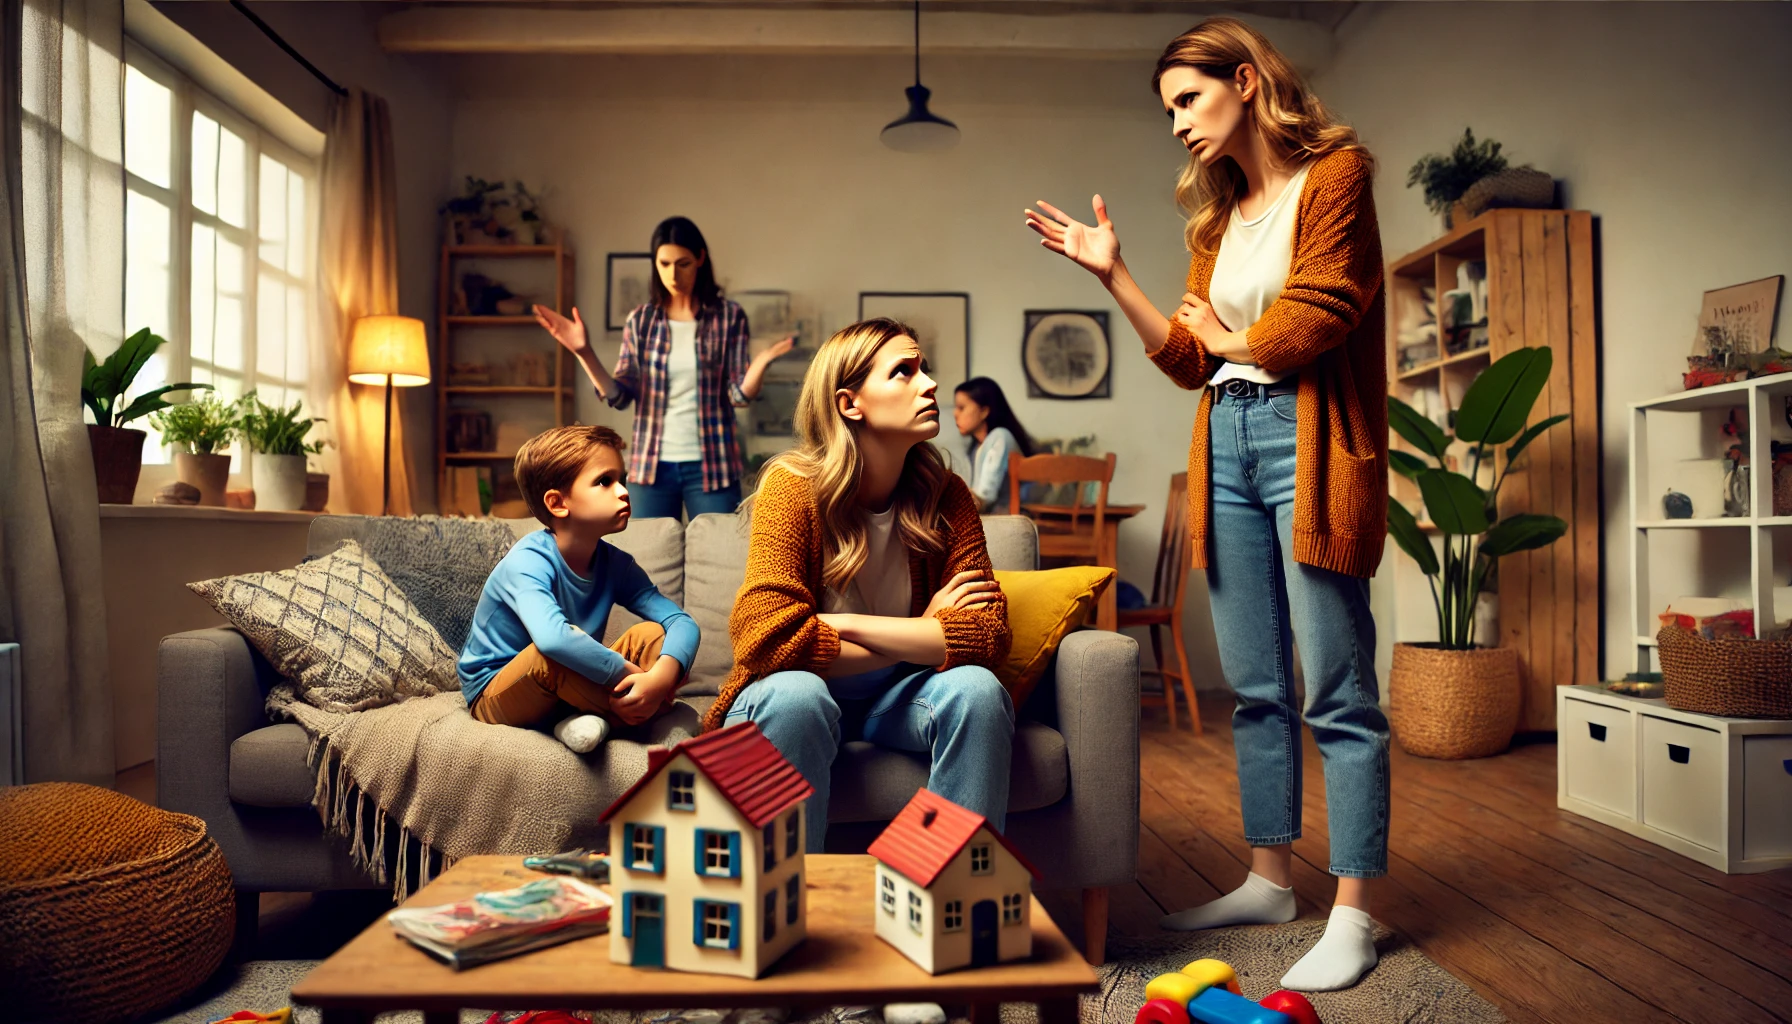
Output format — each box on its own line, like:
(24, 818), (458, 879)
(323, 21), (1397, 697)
(1160, 871), (1296, 931)
(1280, 904), (1377, 991)
(554, 713), (609, 753)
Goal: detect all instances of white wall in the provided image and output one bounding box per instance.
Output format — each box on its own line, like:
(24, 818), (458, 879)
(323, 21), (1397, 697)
(1316, 1), (1792, 685)
(444, 51), (1231, 683)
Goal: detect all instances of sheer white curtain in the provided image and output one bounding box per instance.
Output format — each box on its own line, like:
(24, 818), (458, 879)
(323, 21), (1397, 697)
(1, 0), (122, 785)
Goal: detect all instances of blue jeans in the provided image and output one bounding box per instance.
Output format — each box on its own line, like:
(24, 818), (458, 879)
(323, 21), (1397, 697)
(1207, 384), (1390, 878)
(630, 460), (742, 521)
(723, 664), (1015, 852)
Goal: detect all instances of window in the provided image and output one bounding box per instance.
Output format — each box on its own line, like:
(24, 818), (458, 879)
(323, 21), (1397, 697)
(695, 899), (739, 950)
(122, 44), (317, 468)
(942, 899), (964, 932)
(880, 874), (896, 915)
(668, 771), (695, 811)
(763, 822), (776, 870)
(970, 844), (993, 875)
(695, 829), (739, 878)
(907, 891), (923, 933)
(785, 809), (800, 857)
(625, 824), (664, 874)
(786, 874), (800, 924)
(763, 891), (777, 941)
(1002, 893), (1024, 926)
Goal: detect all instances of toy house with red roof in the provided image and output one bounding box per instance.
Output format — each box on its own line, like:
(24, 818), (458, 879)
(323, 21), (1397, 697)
(867, 788), (1042, 975)
(598, 721), (814, 979)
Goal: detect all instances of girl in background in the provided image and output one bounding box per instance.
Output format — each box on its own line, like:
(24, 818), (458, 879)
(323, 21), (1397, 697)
(952, 376), (1038, 512)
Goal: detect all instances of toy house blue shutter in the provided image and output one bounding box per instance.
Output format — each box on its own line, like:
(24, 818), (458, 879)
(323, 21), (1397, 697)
(726, 831), (741, 878)
(622, 892), (634, 938)
(649, 825), (664, 874)
(727, 902), (741, 950)
(693, 900), (706, 945)
(693, 829), (709, 875)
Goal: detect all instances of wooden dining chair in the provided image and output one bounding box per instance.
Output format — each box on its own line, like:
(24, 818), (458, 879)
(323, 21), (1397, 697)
(1116, 472), (1200, 733)
(1006, 451), (1117, 564)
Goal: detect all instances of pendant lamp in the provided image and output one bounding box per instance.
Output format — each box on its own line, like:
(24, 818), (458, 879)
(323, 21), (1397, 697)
(881, 0), (958, 152)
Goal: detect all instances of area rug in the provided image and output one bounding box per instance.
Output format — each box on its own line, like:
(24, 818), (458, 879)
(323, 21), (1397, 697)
(149, 923), (1506, 1024)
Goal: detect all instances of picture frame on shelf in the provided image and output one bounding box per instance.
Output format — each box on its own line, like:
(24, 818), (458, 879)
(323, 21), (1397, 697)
(1022, 309), (1111, 399)
(1693, 275), (1783, 361)
(857, 290), (970, 405)
(605, 253), (654, 332)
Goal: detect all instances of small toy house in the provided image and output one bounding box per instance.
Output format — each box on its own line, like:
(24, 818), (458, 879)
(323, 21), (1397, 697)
(866, 788), (1042, 975)
(598, 721), (814, 979)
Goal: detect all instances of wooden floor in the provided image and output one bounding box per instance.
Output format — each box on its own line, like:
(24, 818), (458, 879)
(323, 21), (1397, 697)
(1114, 694), (1792, 1024)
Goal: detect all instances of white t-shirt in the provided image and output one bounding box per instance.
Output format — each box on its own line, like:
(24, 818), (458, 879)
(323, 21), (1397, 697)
(659, 318), (702, 462)
(822, 505), (913, 618)
(1208, 160), (1312, 387)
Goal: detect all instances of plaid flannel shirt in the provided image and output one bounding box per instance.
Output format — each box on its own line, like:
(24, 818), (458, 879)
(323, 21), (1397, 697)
(604, 298), (753, 490)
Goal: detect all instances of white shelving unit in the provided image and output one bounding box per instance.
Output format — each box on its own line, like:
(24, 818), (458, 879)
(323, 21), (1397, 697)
(1628, 371), (1792, 672)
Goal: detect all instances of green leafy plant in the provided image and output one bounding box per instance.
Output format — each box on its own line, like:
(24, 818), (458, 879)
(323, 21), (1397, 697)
(1406, 128), (1509, 217)
(238, 391), (327, 457)
(1386, 347), (1569, 649)
(148, 393), (240, 455)
(82, 327), (212, 428)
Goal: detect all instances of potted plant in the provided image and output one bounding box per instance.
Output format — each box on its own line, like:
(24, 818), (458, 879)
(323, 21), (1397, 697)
(82, 328), (212, 503)
(1406, 128), (1509, 228)
(238, 391), (326, 511)
(148, 393), (239, 506)
(1385, 346), (1569, 758)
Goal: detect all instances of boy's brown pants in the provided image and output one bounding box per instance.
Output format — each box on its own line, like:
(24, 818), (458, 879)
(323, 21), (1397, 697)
(471, 622), (670, 728)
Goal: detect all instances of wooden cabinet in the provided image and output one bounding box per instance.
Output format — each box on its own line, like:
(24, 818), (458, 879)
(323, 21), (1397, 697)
(1387, 209), (1600, 731)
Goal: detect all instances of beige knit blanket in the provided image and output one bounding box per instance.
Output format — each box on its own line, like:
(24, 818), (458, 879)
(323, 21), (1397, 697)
(273, 689), (702, 898)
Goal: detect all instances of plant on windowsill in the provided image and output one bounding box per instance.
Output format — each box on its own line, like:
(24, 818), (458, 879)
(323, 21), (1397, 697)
(1384, 345), (1569, 759)
(148, 393), (240, 507)
(238, 391), (327, 511)
(82, 327), (213, 503)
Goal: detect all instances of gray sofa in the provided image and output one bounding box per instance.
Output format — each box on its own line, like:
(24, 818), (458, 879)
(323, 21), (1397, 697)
(158, 512), (1139, 959)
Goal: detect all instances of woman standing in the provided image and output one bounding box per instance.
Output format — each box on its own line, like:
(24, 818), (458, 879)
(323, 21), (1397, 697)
(1026, 17), (1389, 992)
(534, 216), (793, 519)
(951, 376), (1038, 512)
(714, 318), (1013, 856)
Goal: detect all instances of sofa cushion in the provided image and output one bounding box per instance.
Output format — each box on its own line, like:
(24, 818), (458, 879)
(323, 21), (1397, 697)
(993, 565), (1115, 709)
(599, 516), (688, 644)
(228, 724), (317, 808)
(680, 513), (754, 695)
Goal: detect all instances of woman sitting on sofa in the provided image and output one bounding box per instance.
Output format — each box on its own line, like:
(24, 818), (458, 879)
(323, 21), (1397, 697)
(708, 317), (1014, 854)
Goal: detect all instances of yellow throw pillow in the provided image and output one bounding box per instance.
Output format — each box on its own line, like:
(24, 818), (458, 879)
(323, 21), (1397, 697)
(992, 566), (1117, 709)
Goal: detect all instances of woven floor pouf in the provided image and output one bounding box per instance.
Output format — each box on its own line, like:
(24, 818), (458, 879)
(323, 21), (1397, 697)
(0, 782), (236, 1023)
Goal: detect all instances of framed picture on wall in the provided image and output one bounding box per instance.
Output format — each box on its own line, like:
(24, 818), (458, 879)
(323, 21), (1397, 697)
(857, 291), (970, 401)
(1023, 309), (1110, 399)
(605, 252), (654, 332)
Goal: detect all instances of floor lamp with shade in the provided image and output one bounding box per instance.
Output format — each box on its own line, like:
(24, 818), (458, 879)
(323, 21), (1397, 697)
(348, 314), (430, 516)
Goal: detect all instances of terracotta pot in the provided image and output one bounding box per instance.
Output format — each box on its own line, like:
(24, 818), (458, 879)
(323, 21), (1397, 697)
(174, 452), (231, 506)
(302, 472), (330, 512)
(87, 425), (146, 504)
(1388, 643), (1520, 759)
(252, 453), (307, 511)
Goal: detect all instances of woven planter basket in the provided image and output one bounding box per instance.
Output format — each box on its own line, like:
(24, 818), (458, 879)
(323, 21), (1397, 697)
(0, 782), (236, 1024)
(1460, 168), (1556, 217)
(1388, 643), (1521, 759)
(1657, 625), (1792, 718)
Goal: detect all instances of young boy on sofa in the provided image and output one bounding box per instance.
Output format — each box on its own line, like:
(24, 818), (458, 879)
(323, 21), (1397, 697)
(459, 424), (700, 752)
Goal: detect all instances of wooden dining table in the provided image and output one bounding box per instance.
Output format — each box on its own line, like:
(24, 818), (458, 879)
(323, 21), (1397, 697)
(1019, 502), (1146, 630)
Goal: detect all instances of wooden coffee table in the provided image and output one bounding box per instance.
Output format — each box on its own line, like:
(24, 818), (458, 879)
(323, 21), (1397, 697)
(290, 854), (1099, 1024)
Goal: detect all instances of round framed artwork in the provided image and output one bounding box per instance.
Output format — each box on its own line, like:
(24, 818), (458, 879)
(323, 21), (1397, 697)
(1023, 310), (1111, 399)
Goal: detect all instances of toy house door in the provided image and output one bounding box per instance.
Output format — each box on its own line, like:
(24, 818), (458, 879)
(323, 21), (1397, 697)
(971, 900), (998, 967)
(631, 894), (664, 967)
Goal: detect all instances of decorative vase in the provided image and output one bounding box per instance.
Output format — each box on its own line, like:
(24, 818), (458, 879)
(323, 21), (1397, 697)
(302, 472), (330, 513)
(1663, 488), (1694, 519)
(173, 452), (231, 507)
(252, 453), (307, 511)
(87, 424), (146, 504)
(1388, 643), (1521, 759)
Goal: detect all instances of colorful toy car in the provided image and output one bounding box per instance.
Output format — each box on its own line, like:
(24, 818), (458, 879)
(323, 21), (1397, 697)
(1133, 959), (1320, 1024)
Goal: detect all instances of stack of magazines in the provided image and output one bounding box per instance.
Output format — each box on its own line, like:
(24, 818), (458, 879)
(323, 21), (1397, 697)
(388, 876), (612, 969)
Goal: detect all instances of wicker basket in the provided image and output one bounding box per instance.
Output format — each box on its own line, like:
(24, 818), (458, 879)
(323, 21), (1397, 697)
(0, 783), (236, 1024)
(1388, 643), (1521, 759)
(1460, 168), (1557, 217)
(1657, 625), (1792, 718)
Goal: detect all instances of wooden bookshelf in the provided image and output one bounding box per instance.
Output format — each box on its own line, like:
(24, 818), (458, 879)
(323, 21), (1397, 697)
(1386, 208), (1601, 731)
(436, 240), (576, 514)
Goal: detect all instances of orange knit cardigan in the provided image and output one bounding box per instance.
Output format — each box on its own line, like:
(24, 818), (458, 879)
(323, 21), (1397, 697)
(707, 467), (1012, 731)
(1151, 148), (1388, 578)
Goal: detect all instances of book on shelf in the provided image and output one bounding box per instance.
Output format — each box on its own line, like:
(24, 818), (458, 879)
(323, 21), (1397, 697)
(387, 875), (612, 970)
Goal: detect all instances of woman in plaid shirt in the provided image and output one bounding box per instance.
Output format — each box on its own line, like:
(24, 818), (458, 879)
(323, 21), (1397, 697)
(533, 216), (793, 519)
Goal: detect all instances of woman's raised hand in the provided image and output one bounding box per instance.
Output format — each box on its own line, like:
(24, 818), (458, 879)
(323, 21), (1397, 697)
(534, 304), (590, 358)
(923, 570), (1002, 619)
(1025, 196), (1121, 282)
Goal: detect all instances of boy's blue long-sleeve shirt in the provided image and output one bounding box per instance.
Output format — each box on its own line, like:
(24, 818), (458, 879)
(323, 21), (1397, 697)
(459, 529), (701, 705)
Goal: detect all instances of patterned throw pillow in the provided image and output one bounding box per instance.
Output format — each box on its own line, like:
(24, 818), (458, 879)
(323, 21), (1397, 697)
(188, 540), (460, 714)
